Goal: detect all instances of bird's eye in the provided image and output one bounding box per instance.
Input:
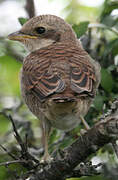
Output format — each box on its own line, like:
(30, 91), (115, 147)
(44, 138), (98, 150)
(35, 27), (46, 34)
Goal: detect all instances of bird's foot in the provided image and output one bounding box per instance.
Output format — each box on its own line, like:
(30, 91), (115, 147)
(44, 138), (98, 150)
(80, 116), (91, 131)
(40, 153), (53, 163)
(80, 128), (87, 135)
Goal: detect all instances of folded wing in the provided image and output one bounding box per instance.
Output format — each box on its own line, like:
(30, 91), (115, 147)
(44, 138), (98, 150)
(22, 45), (96, 102)
(70, 56), (96, 96)
(22, 54), (65, 102)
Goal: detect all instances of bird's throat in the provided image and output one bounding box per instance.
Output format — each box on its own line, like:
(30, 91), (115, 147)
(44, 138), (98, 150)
(23, 38), (55, 52)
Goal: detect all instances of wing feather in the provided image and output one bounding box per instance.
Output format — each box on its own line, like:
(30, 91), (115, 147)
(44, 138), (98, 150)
(70, 55), (96, 96)
(22, 53), (65, 102)
(22, 43), (97, 103)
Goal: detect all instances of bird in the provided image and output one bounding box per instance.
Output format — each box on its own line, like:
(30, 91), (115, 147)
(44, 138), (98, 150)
(8, 15), (101, 161)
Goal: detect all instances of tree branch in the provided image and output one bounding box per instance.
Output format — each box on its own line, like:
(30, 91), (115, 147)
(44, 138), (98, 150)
(26, 100), (118, 180)
(7, 45), (24, 63)
(25, 0), (35, 19)
(1, 100), (118, 180)
(66, 162), (102, 178)
(0, 160), (27, 167)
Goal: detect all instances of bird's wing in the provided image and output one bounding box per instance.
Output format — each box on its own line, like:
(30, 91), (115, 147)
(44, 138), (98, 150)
(70, 54), (96, 96)
(22, 44), (97, 102)
(22, 51), (65, 102)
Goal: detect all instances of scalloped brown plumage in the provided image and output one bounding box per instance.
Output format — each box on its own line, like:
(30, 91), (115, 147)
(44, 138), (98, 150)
(8, 15), (101, 161)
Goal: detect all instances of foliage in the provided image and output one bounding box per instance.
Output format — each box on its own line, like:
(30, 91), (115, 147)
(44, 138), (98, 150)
(0, 0), (118, 180)
(63, 0), (98, 24)
(99, 0), (118, 28)
(18, 17), (28, 26)
(72, 21), (90, 38)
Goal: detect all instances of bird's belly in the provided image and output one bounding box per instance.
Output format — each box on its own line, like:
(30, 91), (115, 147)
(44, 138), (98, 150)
(45, 101), (81, 131)
(49, 113), (81, 131)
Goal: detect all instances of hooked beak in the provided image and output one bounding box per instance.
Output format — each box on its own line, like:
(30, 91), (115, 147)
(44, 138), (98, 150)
(8, 31), (37, 41)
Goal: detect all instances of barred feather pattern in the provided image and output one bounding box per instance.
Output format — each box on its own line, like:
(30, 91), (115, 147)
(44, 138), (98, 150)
(22, 42), (97, 101)
(21, 42), (100, 130)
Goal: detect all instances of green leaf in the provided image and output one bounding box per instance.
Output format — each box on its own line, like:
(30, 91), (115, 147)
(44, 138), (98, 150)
(49, 129), (58, 145)
(18, 17), (28, 26)
(72, 21), (89, 38)
(103, 38), (118, 58)
(0, 55), (21, 95)
(101, 68), (114, 92)
(100, 0), (118, 23)
(94, 94), (104, 111)
(0, 115), (11, 135)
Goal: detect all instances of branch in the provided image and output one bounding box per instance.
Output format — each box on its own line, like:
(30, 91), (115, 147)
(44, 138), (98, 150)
(25, 0), (35, 19)
(7, 48), (23, 63)
(0, 144), (17, 160)
(66, 162), (102, 178)
(89, 23), (118, 36)
(27, 100), (118, 180)
(0, 160), (27, 167)
(9, 115), (39, 165)
(0, 37), (24, 63)
(1, 100), (118, 180)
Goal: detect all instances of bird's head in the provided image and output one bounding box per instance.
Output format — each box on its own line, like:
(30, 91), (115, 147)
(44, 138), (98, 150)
(8, 15), (77, 52)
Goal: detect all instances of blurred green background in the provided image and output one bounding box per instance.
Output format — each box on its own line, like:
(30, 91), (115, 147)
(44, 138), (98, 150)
(0, 0), (118, 179)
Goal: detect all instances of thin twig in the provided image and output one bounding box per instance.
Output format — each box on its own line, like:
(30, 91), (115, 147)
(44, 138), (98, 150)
(89, 23), (118, 36)
(0, 160), (27, 167)
(25, 133), (28, 152)
(9, 115), (39, 164)
(112, 140), (118, 159)
(0, 144), (17, 160)
(9, 115), (27, 152)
